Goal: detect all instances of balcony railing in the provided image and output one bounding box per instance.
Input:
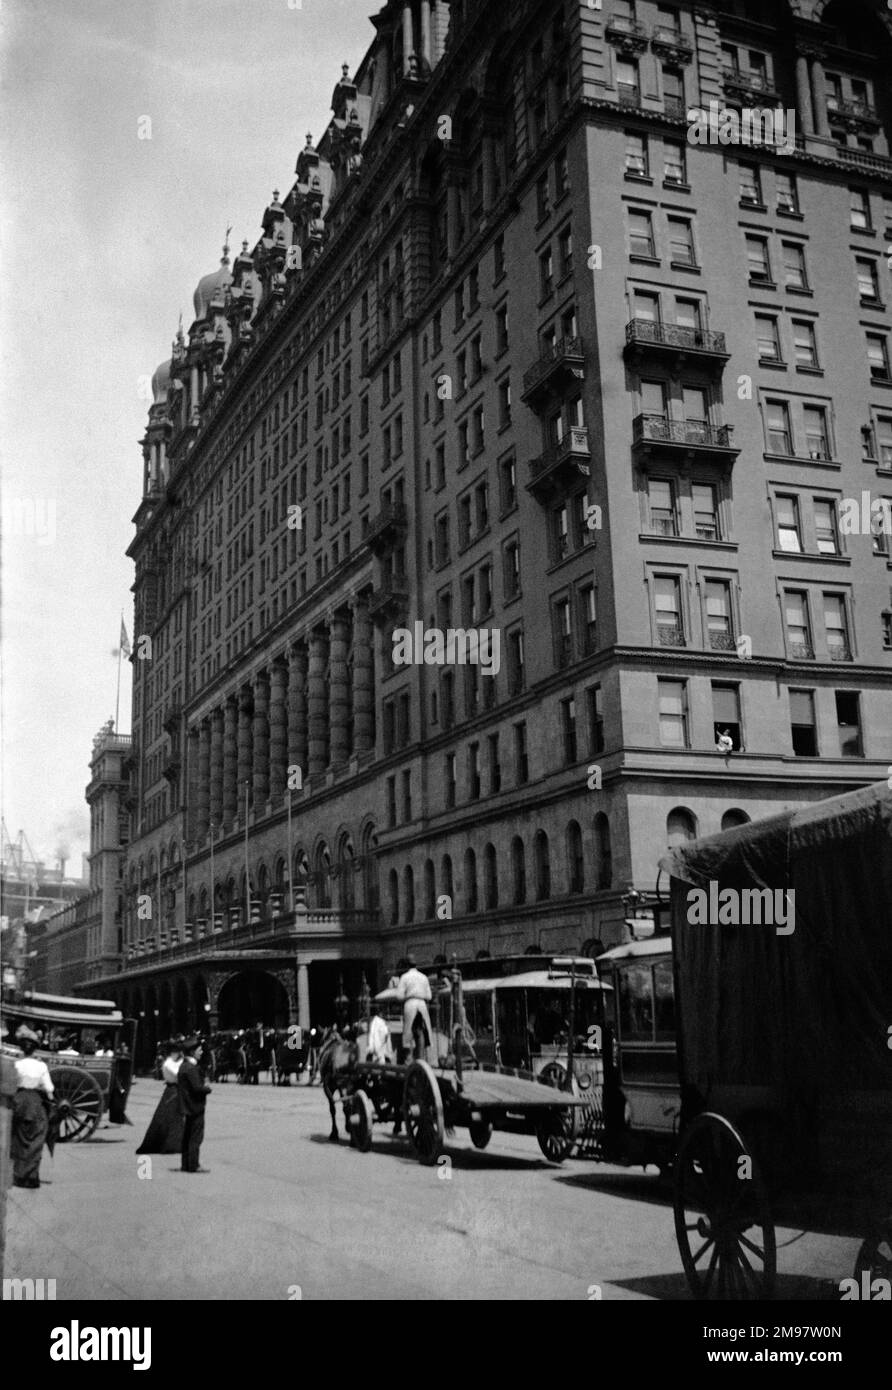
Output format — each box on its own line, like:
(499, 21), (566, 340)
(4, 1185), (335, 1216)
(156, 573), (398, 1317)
(521, 336), (585, 406)
(617, 84), (642, 109)
(709, 632), (737, 653)
(363, 501), (408, 554)
(835, 145), (892, 174)
(663, 95), (687, 120)
(625, 319), (729, 363)
(788, 641), (814, 661)
(828, 643), (853, 663)
(827, 97), (879, 123)
(651, 25), (693, 61)
(632, 414), (737, 456)
(606, 16), (649, 47)
(657, 624), (686, 648)
(528, 427), (591, 501)
(721, 67), (781, 103)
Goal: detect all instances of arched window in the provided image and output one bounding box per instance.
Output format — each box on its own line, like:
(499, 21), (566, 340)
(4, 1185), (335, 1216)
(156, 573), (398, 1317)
(464, 847), (478, 913)
(360, 823), (379, 912)
(337, 834), (355, 910)
(534, 831), (551, 901)
(424, 859), (436, 918)
(315, 843), (332, 908)
(721, 808), (750, 831)
(511, 837), (526, 905)
(388, 868), (399, 926)
(441, 853), (454, 906)
(403, 864), (415, 923)
(567, 820), (584, 894)
(483, 843), (498, 909)
(667, 807), (698, 847)
(594, 813), (612, 889)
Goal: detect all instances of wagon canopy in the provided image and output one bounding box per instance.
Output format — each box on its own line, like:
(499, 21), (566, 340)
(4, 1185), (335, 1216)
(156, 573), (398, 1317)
(658, 781), (892, 1103)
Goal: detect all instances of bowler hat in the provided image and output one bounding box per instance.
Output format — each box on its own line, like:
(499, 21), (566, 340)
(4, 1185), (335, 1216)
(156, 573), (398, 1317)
(181, 1035), (200, 1051)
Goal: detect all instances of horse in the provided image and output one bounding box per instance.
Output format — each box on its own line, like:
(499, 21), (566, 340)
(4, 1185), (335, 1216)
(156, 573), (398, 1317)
(318, 1025), (366, 1141)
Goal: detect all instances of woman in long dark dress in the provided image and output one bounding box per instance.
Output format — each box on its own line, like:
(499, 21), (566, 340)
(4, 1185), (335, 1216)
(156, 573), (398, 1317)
(136, 1044), (184, 1154)
(12, 1030), (54, 1188)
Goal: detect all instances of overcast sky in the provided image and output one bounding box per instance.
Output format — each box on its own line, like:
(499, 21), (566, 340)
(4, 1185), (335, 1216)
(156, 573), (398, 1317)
(0, 0), (375, 878)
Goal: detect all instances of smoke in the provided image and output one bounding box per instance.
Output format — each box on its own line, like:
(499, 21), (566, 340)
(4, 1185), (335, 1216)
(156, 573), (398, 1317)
(53, 808), (89, 873)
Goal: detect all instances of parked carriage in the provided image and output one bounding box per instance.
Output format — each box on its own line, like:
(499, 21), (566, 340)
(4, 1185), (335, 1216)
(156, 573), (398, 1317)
(0, 991), (137, 1141)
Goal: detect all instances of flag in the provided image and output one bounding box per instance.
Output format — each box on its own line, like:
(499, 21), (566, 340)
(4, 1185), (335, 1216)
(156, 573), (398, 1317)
(120, 618), (132, 659)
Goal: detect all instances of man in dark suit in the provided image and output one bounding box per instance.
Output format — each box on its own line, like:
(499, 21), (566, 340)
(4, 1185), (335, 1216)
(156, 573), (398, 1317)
(177, 1036), (211, 1173)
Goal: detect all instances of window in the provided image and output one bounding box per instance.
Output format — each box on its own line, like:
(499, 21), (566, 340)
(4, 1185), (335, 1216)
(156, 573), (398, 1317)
(539, 248), (554, 298)
(634, 289), (660, 325)
(876, 417), (892, 470)
(561, 697), (578, 764)
(658, 679), (688, 747)
(746, 235), (772, 283)
(514, 721), (529, 783)
(558, 226), (574, 278)
(616, 58), (639, 106)
(792, 320), (819, 369)
(445, 752), (456, 808)
(776, 494), (802, 552)
(814, 499), (839, 555)
(536, 173), (550, 220)
(776, 172), (798, 213)
(402, 770), (412, 822)
(500, 453), (517, 512)
(784, 590), (813, 658)
(594, 813), (612, 889)
(766, 400), (793, 455)
(578, 582), (597, 654)
(553, 503), (570, 561)
(555, 149), (570, 199)
(663, 138), (686, 184)
(667, 217), (695, 266)
(705, 579), (733, 650)
(850, 187), (871, 231)
(712, 682), (742, 751)
(675, 297), (701, 333)
(667, 807), (697, 847)
(683, 386), (708, 428)
(553, 595), (572, 665)
(534, 831), (551, 901)
(739, 162), (762, 205)
(823, 594), (851, 661)
(654, 575), (684, 646)
(629, 209), (655, 258)
(488, 734), (501, 794)
(782, 242), (808, 291)
(483, 843), (498, 910)
(498, 377), (511, 428)
(835, 691), (862, 757)
(867, 334), (891, 382)
(503, 538), (521, 599)
(789, 689), (817, 756)
(648, 477), (677, 535)
(511, 837), (527, 904)
(587, 685), (605, 754)
(856, 258), (880, 304)
(567, 821), (584, 895)
(508, 628), (525, 694)
(386, 776), (397, 827)
(873, 500), (892, 556)
(804, 405), (830, 460)
(495, 303), (509, 355)
(693, 483), (719, 540)
(625, 133), (648, 176)
(435, 443), (446, 490)
(468, 743), (481, 800)
(642, 378), (668, 417)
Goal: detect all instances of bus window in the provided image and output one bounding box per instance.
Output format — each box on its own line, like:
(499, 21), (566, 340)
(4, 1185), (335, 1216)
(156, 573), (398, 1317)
(653, 960), (676, 1041)
(618, 964), (654, 1041)
(497, 992), (529, 1068)
(526, 988), (600, 1052)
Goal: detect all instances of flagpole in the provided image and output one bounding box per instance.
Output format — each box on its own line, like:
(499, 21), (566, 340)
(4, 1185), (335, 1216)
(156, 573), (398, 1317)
(244, 779), (251, 926)
(115, 644), (122, 734)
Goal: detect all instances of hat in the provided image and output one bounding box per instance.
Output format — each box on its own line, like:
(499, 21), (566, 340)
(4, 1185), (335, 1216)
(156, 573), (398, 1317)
(16, 1025), (39, 1043)
(181, 1035), (200, 1051)
(405, 953), (417, 967)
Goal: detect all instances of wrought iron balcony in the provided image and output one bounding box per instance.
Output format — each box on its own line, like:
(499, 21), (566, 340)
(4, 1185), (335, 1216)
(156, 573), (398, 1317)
(632, 414), (739, 461)
(828, 643), (853, 663)
(663, 95), (687, 120)
(617, 84), (643, 109)
(721, 67), (782, 104)
(651, 25), (693, 62)
(363, 501), (408, 555)
(527, 427), (591, 502)
(835, 145), (892, 175)
(827, 97), (879, 125)
(709, 632), (737, 653)
(369, 576), (409, 623)
(657, 624), (686, 648)
(625, 319), (729, 369)
(788, 641), (814, 661)
(521, 337), (585, 408)
(606, 17), (649, 51)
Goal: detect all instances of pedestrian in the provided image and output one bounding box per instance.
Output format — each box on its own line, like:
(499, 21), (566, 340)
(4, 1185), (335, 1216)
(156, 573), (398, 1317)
(177, 1036), (211, 1173)
(11, 1027), (54, 1189)
(136, 1040), (184, 1154)
(366, 1003), (393, 1065)
(307, 1023), (322, 1084)
(396, 955), (433, 1061)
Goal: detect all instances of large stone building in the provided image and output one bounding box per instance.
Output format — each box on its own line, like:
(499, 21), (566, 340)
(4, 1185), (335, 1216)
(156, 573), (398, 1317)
(78, 0), (891, 1054)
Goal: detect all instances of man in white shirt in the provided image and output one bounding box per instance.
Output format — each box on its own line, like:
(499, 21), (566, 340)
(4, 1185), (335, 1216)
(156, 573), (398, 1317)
(396, 956), (433, 1061)
(366, 1004), (393, 1064)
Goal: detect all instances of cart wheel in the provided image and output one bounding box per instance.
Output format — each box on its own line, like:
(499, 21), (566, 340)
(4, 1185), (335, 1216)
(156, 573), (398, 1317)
(854, 1220), (892, 1284)
(536, 1112), (573, 1164)
(469, 1119), (493, 1150)
(403, 1061), (445, 1166)
(348, 1090), (374, 1153)
(50, 1067), (103, 1143)
(674, 1112), (776, 1301)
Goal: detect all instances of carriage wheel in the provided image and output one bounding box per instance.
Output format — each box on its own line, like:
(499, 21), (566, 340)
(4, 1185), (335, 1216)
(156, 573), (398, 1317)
(674, 1112), (776, 1301)
(50, 1067), (103, 1142)
(403, 1061), (445, 1166)
(536, 1062), (578, 1163)
(348, 1090), (374, 1153)
(469, 1119), (493, 1150)
(854, 1220), (892, 1285)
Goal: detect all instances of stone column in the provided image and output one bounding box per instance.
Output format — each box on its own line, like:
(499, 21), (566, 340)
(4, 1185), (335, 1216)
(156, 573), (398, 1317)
(402, 1), (414, 73)
(268, 661), (288, 802)
(209, 709), (224, 828)
(810, 56), (830, 138)
(238, 686), (253, 809)
(253, 672), (270, 806)
(328, 612), (350, 767)
(287, 643), (308, 777)
(307, 629), (329, 775)
(352, 594), (374, 752)
(795, 52), (814, 134)
(223, 697), (238, 825)
(187, 726), (200, 842)
(296, 962), (310, 1030)
(420, 0), (431, 67)
(196, 721), (211, 841)
(190, 365), (200, 421)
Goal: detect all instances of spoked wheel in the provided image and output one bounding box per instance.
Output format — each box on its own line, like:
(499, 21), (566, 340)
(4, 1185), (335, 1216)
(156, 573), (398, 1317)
(468, 1118), (493, 1150)
(854, 1220), (892, 1284)
(536, 1062), (579, 1164)
(403, 1061), (445, 1166)
(348, 1090), (374, 1153)
(50, 1067), (103, 1142)
(674, 1112), (776, 1300)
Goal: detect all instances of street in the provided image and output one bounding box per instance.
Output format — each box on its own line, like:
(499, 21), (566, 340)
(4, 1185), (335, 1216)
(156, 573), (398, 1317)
(5, 1077), (860, 1301)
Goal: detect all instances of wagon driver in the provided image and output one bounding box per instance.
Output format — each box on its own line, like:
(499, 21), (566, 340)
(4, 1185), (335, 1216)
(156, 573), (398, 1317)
(396, 955), (432, 1060)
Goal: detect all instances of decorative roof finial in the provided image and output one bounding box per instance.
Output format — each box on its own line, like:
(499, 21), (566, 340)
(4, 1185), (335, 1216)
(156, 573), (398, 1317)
(242, 239), (249, 254)
(342, 63), (350, 80)
(222, 224), (232, 264)
(305, 131), (313, 147)
(272, 189), (280, 203)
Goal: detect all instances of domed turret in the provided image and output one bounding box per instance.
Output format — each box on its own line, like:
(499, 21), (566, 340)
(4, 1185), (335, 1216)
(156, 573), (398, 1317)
(193, 237), (233, 321)
(151, 358), (171, 404)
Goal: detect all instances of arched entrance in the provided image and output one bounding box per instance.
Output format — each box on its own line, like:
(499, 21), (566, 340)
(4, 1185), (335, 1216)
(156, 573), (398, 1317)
(216, 970), (289, 1029)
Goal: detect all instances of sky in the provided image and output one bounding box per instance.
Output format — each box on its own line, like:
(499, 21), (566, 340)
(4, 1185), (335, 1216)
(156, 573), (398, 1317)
(0, 0), (376, 878)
